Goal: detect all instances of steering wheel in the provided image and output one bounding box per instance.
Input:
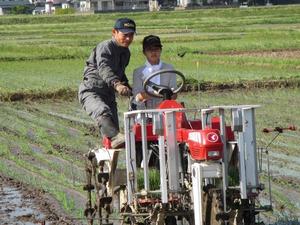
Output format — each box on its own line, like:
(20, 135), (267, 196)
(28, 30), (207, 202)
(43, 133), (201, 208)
(142, 69), (185, 99)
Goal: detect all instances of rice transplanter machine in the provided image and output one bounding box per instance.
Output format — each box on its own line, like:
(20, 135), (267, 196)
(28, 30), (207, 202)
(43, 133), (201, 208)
(84, 70), (274, 225)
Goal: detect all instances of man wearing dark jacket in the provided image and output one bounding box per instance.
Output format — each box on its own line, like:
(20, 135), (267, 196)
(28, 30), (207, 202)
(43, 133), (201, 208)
(78, 18), (136, 149)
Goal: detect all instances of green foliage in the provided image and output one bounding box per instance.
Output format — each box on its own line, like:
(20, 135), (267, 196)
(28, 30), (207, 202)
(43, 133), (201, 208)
(228, 166), (239, 186)
(55, 8), (76, 15)
(0, 141), (10, 157)
(10, 5), (32, 15)
(59, 191), (76, 212)
(137, 168), (160, 190)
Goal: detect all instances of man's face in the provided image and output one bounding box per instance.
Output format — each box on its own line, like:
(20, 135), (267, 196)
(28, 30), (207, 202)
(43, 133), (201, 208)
(113, 29), (134, 48)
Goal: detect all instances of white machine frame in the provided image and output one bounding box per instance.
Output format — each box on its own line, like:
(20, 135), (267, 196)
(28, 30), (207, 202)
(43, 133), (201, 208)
(120, 104), (265, 225)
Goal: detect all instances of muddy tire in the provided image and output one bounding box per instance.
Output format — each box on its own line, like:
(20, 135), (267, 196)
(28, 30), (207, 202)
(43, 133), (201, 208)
(165, 216), (177, 225)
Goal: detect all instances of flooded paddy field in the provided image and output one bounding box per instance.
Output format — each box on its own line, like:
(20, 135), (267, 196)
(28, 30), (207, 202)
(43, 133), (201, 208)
(0, 88), (299, 224)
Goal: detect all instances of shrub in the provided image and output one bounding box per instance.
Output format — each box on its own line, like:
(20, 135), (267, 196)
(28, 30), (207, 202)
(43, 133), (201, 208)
(11, 5), (32, 14)
(55, 8), (75, 15)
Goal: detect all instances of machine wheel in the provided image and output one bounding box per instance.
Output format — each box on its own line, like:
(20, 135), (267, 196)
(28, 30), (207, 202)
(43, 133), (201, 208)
(202, 186), (225, 225)
(121, 216), (148, 225)
(241, 199), (256, 225)
(210, 191), (224, 225)
(165, 216), (177, 225)
(83, 149), (122, 225)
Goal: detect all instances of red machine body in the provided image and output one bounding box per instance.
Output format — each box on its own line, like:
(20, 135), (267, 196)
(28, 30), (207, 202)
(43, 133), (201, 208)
(102, 136), (112, 149)
(185, 128), (223, 161)
(131, 99), (233, 161)
(133, 123), (158, 142)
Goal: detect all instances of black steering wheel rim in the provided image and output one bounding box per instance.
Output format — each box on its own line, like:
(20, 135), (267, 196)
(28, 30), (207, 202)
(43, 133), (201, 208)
(142, 69), (185, 98)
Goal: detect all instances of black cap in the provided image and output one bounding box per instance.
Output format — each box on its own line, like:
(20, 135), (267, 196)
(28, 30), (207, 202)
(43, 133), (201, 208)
(143, 35), (163, 51)
(114, 18), (136, 34)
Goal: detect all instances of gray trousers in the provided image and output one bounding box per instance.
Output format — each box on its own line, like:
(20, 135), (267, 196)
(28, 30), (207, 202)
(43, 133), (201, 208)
(78, 83), (119, 138)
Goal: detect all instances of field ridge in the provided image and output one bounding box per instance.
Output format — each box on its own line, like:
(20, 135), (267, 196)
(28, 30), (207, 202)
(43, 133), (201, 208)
(1, 78), (299, 102)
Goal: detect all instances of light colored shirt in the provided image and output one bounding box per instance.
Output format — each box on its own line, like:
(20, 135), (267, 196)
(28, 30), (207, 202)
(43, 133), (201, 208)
(132, 62), (177, 110)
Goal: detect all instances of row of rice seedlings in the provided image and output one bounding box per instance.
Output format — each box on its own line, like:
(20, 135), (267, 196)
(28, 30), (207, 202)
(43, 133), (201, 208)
(53, 189), (77, 215)
(0, 103), (91, 216)
(1, 18), (298, 49)
(168, 56), (300, 82)
(1, 25), (298, 59)
(0, 6), (299, 60)
(0, 59), (82, 92)
(271, 187), (300, 218)
(15, 101), (98, 147)
(0, 88), (299, 219)
(0, 103), (93, 164)
(29, 102), (95, 133)
(0, 160), (84, 217)
(1, 49), (299, 97)
(0, 138), (10, 157)
(0, 125), (83, 186)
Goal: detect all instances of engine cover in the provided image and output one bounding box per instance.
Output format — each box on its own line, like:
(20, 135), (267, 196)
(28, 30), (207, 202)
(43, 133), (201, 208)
(187, 128), (223, 161)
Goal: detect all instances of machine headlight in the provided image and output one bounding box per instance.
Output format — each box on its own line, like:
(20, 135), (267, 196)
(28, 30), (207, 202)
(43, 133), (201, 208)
(208, 151), (220, 157)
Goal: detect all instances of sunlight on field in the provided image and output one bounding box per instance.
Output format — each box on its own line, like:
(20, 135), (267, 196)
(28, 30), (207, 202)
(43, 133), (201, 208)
(0, 5), (299, 224)
(0, 5), (299, 99)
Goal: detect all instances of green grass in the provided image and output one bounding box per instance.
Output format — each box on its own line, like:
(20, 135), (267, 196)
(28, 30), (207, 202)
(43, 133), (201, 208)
(0, 5), (299, 100)
(137, 168), (160, 190)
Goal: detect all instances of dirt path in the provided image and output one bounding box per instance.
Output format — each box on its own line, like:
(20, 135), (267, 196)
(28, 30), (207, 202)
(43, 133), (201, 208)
(0, 174), (80, 225)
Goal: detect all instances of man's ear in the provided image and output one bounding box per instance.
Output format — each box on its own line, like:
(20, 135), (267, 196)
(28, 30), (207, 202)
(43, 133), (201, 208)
(112, 28), (118, 36)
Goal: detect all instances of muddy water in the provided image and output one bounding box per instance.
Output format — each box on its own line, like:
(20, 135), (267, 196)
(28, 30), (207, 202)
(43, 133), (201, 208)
(0, 184), (46, 225)
(0, 173), (80, 225)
